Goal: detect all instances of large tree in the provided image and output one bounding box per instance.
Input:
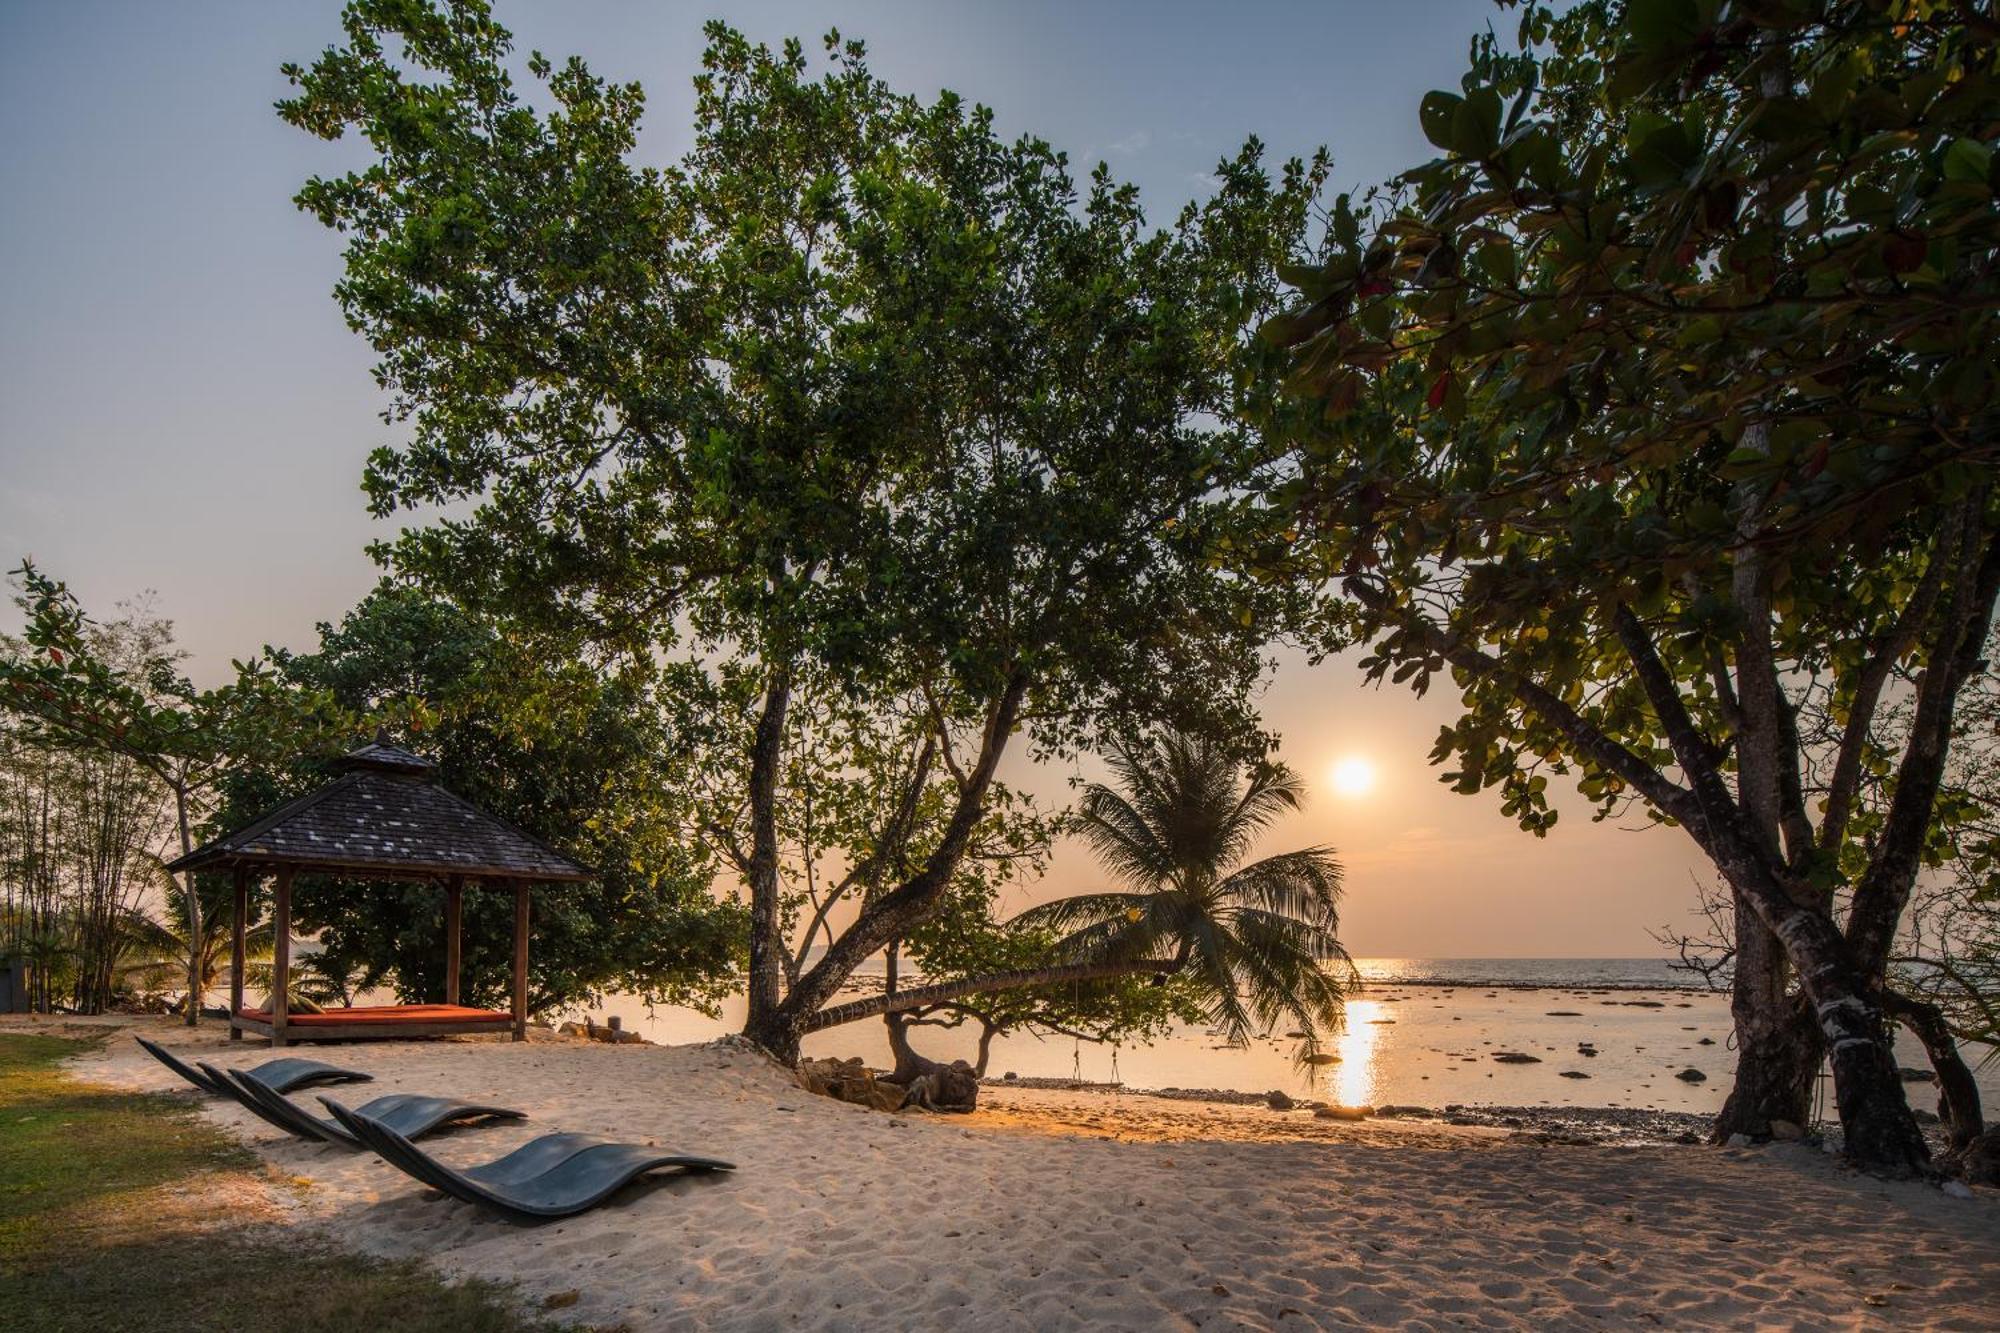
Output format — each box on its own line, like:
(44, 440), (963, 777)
(282, 2), (1321, 1059)
(1262, 0), (1997, 1175)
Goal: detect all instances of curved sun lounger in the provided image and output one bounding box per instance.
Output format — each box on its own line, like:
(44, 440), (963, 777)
(196, 1060), (321, 1136)
(136, 1036), (372, 1097)
(322, 1098), (734, 1222)
(222, 1069), (523, 1148)
(321, 1099), (602, 1194)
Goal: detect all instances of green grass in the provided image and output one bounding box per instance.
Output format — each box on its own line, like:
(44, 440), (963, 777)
(0, 1033), (573, 1333)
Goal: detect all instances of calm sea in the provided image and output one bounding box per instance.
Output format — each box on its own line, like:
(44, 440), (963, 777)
(821, 954), (1705, 993)
(1353, 957), (1702, 991)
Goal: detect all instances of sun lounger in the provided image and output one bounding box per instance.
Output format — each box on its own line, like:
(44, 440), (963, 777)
(321, 1097), (601, 1194)
(195, 1060), (324, 1135)
(137, 1035), (372, 1096)
(220, 1068), (522, 1147)
(321, 1098), (734, 1222)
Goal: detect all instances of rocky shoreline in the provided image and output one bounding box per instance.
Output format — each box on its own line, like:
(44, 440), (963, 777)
(986, 1074), (1726, 1145)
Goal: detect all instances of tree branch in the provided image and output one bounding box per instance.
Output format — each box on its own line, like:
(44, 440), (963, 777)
(1345, 578), (1705, 829)
(780, 670), (1031, 1028)
(1819, 513), (1957, 854)
(804, 956), (1180, 1033)
(1848, 520), (2000, 973)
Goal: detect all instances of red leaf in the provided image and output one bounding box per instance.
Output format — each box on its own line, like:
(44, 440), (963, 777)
(1427, 371), (1452, 409)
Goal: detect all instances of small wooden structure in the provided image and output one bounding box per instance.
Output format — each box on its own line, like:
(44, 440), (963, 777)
(166, 738), (591, 1047)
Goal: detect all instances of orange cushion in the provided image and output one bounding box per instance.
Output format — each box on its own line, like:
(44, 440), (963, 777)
(237, 1004), (512, 1025)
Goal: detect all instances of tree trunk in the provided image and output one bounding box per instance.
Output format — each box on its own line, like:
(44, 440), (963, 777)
(1714, 983), (1819, 1142)
(973, 1018), (999, 1078)
(173, 784), (200, 1029)
(750, 673), (1031, 1060)
(743, 669), (791, 1040)
(1773, 916), (1931, 1176)
(1883, 989), (1985, 1152)
(1720, 849), (1930, 1174)
(1714, 898), (1820, 1140)
(881, 1010), (980, 1112)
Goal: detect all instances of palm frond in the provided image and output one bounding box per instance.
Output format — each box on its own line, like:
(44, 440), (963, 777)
(1213, 763), (1307, 867)
(1217, 848), (1344, 930)
(1073, 786), (1177, 888)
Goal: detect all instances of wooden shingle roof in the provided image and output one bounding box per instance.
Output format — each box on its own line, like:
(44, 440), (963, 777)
(167, 741), (592, 883)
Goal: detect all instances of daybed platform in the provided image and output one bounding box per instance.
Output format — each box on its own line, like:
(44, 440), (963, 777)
(232, 1004), (515, 1043)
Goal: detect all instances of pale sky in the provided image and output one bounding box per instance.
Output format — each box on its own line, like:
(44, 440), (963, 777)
(0, 1), (1712, 958)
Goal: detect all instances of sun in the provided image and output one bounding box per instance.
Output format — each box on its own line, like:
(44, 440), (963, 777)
(1330, 755), (1376, 798)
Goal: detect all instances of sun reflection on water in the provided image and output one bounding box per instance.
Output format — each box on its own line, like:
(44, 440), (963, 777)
(1332, 998), (1381, 1107)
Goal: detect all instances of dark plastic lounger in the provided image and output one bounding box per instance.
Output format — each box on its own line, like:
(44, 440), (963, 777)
(137, 1035), (373, 1096)
(196, 1060), (321, 1135)
(222, 1068), (523, 1148)
(322, 1098), (734, 1223)
(321, 1098), (601, 1194)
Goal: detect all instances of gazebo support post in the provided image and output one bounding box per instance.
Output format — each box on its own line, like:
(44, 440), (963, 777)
(270, 867), (293, 1048)
(444, 875), (463, 1006)
(511, 879), (529, 1042)
(228, 867), (248, 1042)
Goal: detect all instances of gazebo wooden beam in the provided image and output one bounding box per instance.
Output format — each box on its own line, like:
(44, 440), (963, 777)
(229, 867), (248, 1042)
(444, 875), (463, 1006)
(511, 879), (530, 1043)
(270, 866), (293, 1048)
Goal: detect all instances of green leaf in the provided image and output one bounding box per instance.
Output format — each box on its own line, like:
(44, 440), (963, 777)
(1941, 137), (1993, 185)
(1454, 87), (1503, 159)
(1624, 0), (1701, 55)
(1420, 91), (1465, 153)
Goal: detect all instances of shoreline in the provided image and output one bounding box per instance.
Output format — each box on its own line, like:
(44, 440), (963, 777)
(1352, 979), (1712, 994)
(0, 1009), (1862, 1143)
(824, 973), (1718, 997)
(989, 1076), (1719, 1145)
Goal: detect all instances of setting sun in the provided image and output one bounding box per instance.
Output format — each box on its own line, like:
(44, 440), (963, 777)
(1330, 755), (1376, 798)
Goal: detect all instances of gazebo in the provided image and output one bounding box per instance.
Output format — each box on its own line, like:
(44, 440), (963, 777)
(167, 738), (592, 1047)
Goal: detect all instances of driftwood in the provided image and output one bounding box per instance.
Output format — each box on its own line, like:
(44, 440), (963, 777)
(557, 1016), (650, 1045)
(795, 1057), (908, 1112)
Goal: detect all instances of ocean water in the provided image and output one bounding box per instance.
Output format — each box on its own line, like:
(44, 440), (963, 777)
(1354, 957), (1698, 990)
(598, 958), (1999, 1114)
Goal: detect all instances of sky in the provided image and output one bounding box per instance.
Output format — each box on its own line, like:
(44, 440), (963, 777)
(0, 1), (1714, 958)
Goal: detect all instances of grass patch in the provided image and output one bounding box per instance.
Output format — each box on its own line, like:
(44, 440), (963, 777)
(0, 1033), (564, 1332)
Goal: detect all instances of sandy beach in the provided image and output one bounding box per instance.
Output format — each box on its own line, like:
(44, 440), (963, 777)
(40, 1017), (2000, 1331)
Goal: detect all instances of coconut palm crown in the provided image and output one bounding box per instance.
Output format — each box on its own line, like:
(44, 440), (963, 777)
(1016, 730), (1353, 1056)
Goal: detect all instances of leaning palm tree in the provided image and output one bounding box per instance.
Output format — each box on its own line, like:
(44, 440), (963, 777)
(1017, 732), (1353, 1053)
(805, 730), (1354, 1057)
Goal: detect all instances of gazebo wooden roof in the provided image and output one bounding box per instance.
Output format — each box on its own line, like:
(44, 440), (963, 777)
(170, 741), (591, 884)
(168, 738), (593, 1047)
